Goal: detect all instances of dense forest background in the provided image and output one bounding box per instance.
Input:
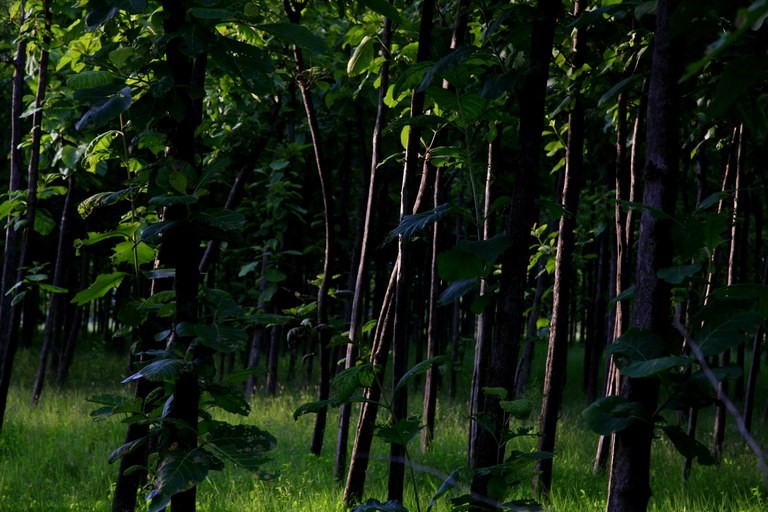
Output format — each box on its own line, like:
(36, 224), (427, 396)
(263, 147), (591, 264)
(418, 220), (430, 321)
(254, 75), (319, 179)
(1, 0), (768, 511)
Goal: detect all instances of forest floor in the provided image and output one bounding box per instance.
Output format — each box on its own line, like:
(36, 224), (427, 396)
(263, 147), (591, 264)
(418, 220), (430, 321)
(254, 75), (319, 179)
(1, 337), (766, 511)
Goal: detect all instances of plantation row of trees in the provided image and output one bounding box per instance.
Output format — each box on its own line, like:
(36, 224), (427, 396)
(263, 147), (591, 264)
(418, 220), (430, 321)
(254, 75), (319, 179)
(1, 0), (767, 511)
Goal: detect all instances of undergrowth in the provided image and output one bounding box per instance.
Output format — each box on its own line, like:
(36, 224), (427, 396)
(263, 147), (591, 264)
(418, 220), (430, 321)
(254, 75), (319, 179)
(0, 338), (765, 511)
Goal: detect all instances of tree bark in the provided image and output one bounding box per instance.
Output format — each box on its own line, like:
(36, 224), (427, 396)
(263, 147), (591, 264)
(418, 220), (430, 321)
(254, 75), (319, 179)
(605, 1), (680, 510)
(470, 0), (561, 504)
(533, 1), (586, 495)
(0, 3), (28, 435)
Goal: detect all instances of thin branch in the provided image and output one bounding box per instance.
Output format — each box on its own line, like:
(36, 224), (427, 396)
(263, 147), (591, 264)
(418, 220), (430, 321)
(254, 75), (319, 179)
(672, 305), (768, 487)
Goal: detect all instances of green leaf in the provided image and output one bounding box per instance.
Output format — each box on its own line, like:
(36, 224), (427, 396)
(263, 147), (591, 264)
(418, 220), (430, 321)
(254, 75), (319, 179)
(660, 425), (717, 466)
(694, 310), (763, 356)
(71, 271), (129, 305)
(76, 86), (132, 131)
(331, 364), (377, 401)
(395, 355), (449, 392)
(617, 355), (692, 378)
(196, 208), (246, 231)
(437, 248), (484, 282)
(390, 203), (453, 241)
(392, 61), (433, 98)
(597, 74), (643, 107)
(258, 23), (326, 54)
(188, 7), (236, 20)
(499, 398), (533, 420)
(204, 423), (276, 473)
(68, 70), (114, 89)
(112, 0), (148, 14)
(122, 357), (187, 383)
(657, 264), (702, 285)
(178, 322), (248, 353)
(375, 417), (423, 446)
(85, 2), (118, 30)
(348, 35), (374, 76)
(437, 278), (478, 305)
(582, 396), (645, 435)
(481, 387), (508, 400)
(201, 288), (243, 318)
(33, 209), (56, 236)
(148, 448), (211, 512)
(203, 385), (250, 416)
(293, 398), (345, 420)
(108, 435), (150, 464)
(359, 0), (403, 23)
(607, 327), (668, 367)
(111, 240), (155, 266)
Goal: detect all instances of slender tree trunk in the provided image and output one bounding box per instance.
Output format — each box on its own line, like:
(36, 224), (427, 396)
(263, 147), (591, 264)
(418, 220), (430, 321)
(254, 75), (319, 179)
(0, 3), (28, 435)
(712, 124), (744, 459)
(57, 246), (89, 386)
(605, 1), (680, 510)
(344, 269), (397, 506)
(31, 177), (74, 405)
(422, 166), (442, 451)
(470, 1), (561, 504)
(533, 2), (586, 494)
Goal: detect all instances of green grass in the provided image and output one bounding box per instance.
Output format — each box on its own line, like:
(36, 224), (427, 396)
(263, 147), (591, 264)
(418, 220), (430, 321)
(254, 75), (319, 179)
(0, 340), (766, 511)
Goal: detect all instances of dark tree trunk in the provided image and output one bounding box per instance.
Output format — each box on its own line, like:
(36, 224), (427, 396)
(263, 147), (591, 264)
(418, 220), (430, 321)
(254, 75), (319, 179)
(606, 1), (680, 510)
(32, 176), (74, 405)
(0, 4), (29, 435)
(470, 1), (561, 504)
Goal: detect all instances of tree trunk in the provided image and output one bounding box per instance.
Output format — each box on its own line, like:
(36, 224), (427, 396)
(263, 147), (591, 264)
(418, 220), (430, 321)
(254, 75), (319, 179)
(470, 0), (561, 504)
(0, 3), (28, 435)
(533, 1), (585, 495)
(32, 176), (74, 405)
(605, 1), (680, 510)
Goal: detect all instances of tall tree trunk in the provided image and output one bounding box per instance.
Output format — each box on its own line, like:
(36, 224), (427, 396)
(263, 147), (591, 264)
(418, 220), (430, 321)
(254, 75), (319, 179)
(712, 124), (744, 459)
(470, 1), (561, 504)
(31, 176), (74, 405)
(533, 1), (586, 495)
(605, 1), (680, 510)
(0, 3), (28, 435)
(283, 1), (337, 456)
(387, 0), (434, 502)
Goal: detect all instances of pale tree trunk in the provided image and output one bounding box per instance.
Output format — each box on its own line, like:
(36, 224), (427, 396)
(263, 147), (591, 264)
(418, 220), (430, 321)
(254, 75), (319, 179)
(335, 14), (393, 481)
(533, 0), (586, 495)
(605, 1), (680, 510)
(388, 0), (435, 501)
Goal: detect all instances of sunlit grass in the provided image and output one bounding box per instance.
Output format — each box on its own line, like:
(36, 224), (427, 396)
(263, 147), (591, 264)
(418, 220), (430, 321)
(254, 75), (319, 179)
(0, 339), (765, 511)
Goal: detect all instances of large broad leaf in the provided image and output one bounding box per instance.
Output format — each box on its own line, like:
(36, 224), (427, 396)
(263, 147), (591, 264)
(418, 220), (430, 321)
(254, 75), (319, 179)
(196, 208), (246, 231)
(660, 425), (717, 466)
(71, 271), (129, 305)
(437, 278), (478, 305)
(177, 322), (248, 353)
(258, 23), (326, 54)
(122, 357), (187, 383)
(607, 328), (668, 366)
(148, 448), (211, 512)
(394, 355), (449, 392)
(390, 203), (453, 241)
(347, 35), (374, 76)
(657, 263), (702, 285)
(68, 70), (114, 89)
(359, 0), (403, 23)
(108, 434), (151, 464)
(582, 396), (645, 435)
(331, 364), (378, 401)
(203, 384), (250, 416)
(694, 310), (763, 356)
(499, 398), (533, 420)
(85, 0), (118, 30)
(617, 355), (692, 378)
(375, 417), (424, 446)
(205, 423), (276, 472)
(293, 398), (345, 420)
(201, 288), (243, 318)
(437, 247), (484, 281)
(76, 86), (132, 131)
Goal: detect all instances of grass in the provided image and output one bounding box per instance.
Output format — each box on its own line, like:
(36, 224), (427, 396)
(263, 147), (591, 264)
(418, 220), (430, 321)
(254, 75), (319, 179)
(0, 338), (766, 511)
